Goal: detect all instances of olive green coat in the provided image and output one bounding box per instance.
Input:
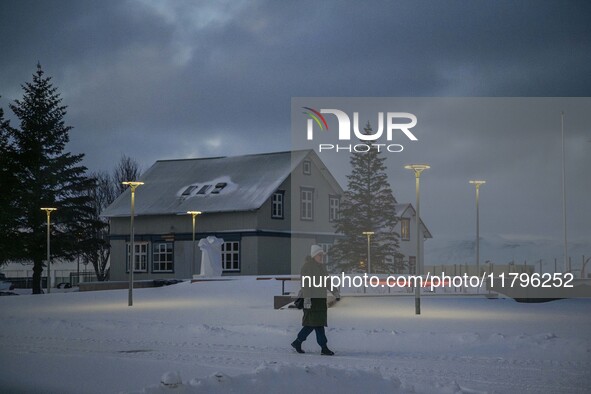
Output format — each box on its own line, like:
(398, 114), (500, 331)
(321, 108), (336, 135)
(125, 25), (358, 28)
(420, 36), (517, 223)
(301, 256), (328, 327)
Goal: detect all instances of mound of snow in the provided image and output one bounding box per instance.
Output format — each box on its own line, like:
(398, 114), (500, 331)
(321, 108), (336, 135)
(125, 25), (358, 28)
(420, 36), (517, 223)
(136, 362), (406, 394)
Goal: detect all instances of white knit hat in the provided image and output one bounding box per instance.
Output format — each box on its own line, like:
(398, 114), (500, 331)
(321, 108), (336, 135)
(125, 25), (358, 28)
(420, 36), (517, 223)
(310, 244), (324, 258)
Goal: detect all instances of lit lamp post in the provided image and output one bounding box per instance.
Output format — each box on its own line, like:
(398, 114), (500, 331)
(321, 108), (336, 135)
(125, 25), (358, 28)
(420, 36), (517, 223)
(41, 208), (57, 294)
(405, 164), (430, 315)
(187, 211), (202, 277)
(469, 180), (485, 292)
(362, 231), (374, 274)
(122, 181), (144, 306)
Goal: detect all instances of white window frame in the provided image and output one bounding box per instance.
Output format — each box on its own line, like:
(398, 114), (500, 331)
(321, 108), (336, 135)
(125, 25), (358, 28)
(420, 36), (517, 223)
(300, 187), (314, 221)
(329, 196), (340, 222)
(127, 242), (149, 273)
(272, 191), (284, 219)
(222, 241), (240, 272)
(152, 242), (174, 273)
(303, 160), (311, 175)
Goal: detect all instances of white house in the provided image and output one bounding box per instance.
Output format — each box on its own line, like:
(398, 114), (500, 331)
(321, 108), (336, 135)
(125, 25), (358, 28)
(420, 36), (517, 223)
(102, 150), (343, 280)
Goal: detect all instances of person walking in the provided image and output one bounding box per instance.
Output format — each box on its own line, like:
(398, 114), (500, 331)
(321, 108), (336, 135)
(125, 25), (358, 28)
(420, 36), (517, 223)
(291, 244), (335, 356)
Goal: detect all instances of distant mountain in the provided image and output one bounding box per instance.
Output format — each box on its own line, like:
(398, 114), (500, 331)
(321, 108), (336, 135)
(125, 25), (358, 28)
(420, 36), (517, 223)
(425, 234), (590, 275)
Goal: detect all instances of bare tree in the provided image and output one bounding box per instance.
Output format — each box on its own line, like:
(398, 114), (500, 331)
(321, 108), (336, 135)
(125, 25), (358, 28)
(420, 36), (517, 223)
(93, 171), (117, 213)
(84, 156), (141, 280)
(84, 171), (117, 281)
(80, 156), (141, 281)
(113, 155), (141, 196)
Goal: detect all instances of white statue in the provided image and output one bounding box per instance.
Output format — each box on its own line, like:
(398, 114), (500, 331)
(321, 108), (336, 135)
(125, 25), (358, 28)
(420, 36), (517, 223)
(198, 236), (224, 277)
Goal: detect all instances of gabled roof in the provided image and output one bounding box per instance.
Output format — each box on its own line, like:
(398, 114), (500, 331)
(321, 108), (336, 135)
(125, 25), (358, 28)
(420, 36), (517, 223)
(102, 150), (323, 217)
(395, 203), (433, 239)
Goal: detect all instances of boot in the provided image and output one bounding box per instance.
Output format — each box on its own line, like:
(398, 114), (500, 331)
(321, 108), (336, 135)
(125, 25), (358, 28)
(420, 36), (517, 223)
(321, 346), (334, 356)
(291, 339), (305, 354)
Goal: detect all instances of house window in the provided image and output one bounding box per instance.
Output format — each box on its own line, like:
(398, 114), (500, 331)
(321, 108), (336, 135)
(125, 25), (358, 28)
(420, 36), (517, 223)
(182, 185), (198, 196)
(222, 241), (240, 272)
(303, 160), (311, 175)
(318, 243), (332, 264)
(300, 187), (314, 220)
(400, 218), (410, 241)
(211, 182), (227, 194)
(408, 256), (416, 274)
(272, 191), (284, 219)
(153, 242), (174, 272)
(197, 185), (212, 195)
(329, 196), (340, 222)
(127, 242), (148, 273)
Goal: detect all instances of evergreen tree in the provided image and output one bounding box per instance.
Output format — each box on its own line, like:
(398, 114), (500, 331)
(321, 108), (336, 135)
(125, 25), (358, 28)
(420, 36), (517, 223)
(0, 103), (21, 264)
(329, 123), (403, 274)
(9, 64), (99, 293)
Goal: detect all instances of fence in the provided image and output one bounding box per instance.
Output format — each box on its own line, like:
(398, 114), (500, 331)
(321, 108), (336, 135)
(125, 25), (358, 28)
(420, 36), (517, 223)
(427, 255), (591, 279)
(426, 263), (534, 277)
(1, 269), (98, 289)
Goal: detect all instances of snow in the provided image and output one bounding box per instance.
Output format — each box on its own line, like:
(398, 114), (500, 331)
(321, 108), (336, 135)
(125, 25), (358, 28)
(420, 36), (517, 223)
(101, 150), (311, 217)
(1, 278), (590, 393)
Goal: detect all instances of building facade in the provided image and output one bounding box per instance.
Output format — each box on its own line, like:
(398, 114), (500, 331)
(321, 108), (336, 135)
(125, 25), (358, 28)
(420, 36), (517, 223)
(102, 150), (344, 280)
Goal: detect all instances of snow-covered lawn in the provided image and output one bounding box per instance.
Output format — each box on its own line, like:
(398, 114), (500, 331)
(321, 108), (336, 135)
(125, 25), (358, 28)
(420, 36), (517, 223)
(1, 278), (590, 393)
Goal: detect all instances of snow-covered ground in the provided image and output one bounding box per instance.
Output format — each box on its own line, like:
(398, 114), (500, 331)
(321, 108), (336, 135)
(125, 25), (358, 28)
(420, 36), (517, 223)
(1, 278), (590, 393)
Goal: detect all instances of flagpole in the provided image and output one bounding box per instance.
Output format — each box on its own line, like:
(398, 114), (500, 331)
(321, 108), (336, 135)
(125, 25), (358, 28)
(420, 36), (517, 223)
(561, 111), (568, 273)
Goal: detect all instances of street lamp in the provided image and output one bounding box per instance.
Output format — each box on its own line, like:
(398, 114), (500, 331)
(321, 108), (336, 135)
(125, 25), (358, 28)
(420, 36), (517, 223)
(469, 180), (485, 290)
(122, 181), (144, 306)
(404, 164), (430, 315)
(362, 231), (374, 274)
(187, 211), (202, 277)
(41, 208), (57, 294)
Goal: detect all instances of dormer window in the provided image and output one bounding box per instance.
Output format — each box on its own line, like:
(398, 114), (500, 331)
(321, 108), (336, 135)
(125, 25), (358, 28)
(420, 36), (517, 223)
(180, 180), (231, 198)
(197, 185), (212, 195)
(211, 182), (227, 194)
(182, 185), (198, 196)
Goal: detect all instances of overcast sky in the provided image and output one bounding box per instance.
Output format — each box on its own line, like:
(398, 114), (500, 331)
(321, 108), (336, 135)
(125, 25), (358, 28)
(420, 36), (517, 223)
(1, 1), (590, 256)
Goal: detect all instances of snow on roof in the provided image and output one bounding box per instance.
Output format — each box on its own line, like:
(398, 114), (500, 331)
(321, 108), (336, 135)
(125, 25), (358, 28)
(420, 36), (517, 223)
(102, 150), (313, 217)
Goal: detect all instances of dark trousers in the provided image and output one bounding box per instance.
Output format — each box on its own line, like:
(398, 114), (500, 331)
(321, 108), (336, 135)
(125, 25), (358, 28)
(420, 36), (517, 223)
(297, 326), (327, 347)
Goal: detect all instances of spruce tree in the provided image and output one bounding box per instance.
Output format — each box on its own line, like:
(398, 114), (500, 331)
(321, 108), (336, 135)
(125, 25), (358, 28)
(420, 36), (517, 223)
(9, 64), (99, 293)
(329, 123), (403, 274)
(0, 104), (21, 264)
